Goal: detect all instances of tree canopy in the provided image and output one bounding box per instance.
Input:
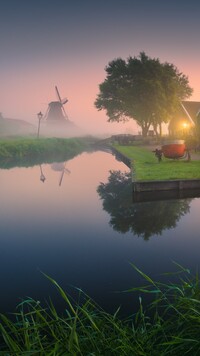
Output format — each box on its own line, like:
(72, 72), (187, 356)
(95, 52), (193, 136)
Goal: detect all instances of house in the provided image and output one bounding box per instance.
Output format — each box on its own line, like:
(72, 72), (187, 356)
(168, 101), (200, 136)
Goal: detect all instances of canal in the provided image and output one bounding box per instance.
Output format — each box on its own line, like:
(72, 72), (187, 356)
(0, 150), (200, 317)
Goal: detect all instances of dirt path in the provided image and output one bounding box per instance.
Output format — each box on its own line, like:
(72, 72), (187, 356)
(189, 151), (200, 161)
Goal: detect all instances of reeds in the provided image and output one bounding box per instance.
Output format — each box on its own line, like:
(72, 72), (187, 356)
(0, 137), (90, 168)
(1, 266), (200, 355)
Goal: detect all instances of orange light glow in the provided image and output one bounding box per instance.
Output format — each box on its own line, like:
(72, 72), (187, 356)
(182, 122), (189, 129)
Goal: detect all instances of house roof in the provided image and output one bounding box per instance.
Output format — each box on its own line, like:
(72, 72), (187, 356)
(181, 101), (200, 125)
(168, 100), (200, 133)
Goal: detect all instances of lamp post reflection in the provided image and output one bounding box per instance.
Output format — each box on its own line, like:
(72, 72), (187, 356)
(38, 162), (71, 185)
(39, 165), (46, 183)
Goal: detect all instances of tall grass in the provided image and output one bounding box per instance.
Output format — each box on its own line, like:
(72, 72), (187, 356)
(0, 137), (92, 168)
(126, 263), (200, 355)
(0, 274), (139, 355)
(1, 266), (200, 355)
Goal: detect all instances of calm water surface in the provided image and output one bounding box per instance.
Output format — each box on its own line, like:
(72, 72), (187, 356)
(0, 150), (200, 316)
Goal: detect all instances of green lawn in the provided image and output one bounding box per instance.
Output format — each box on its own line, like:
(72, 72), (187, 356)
(114, 145), (200, 181)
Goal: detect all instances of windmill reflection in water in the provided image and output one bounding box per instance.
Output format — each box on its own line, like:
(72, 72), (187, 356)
(39, 162), (71, 186)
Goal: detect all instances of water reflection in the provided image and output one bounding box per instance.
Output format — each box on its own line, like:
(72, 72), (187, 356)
(39, 162), (71, 185)
(51, 162), (71, 186)
(97, 170), (192, 240)
(0, 150), (200, 317)
(39, 165), (46, 183)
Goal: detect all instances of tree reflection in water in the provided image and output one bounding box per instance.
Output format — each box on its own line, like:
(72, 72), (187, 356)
(97, 170), (191, 240)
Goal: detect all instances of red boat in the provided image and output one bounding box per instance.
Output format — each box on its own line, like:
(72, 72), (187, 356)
(162, 140), (186, 159)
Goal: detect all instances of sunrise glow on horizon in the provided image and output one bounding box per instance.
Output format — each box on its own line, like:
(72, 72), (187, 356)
(1, 0), (200, 135)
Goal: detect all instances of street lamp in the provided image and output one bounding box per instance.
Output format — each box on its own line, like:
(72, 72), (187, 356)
(37, 111), (43, 138)
(182, 122), (188, 130)
(182, 122), (189, 135)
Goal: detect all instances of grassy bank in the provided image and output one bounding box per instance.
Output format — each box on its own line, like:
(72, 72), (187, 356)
(0, 136), (93, 168)
(0, 267), (200, 355)
(114, 145), (200, 181)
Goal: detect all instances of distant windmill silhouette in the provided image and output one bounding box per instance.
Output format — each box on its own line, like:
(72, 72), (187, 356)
(44, 86), (69, 122)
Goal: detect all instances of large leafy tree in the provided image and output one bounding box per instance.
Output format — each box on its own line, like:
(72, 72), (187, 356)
(95, 52), (193, 137)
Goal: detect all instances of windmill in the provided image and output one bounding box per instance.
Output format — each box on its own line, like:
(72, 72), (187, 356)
(44, 86), (69, 123)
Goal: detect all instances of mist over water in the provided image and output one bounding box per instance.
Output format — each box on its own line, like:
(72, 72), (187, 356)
(0, 150), (200, 317)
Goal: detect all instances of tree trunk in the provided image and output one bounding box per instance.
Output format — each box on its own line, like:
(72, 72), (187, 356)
(159, 123), (162, 137)
(153, 122), (162, 137)
(142, 126), (149, 137)
(140, 121), (151, 137)
(152, 123), (159, 137)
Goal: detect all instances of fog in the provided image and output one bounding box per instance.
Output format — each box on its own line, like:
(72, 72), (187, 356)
(0, 112), (140, 139)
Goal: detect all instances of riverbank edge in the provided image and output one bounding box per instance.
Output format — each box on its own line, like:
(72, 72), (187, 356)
(0, 136), (97, 168)
(111, 145), (200, 195)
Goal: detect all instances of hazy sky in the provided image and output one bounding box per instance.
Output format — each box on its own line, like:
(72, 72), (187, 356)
(1, 0), (200, 135)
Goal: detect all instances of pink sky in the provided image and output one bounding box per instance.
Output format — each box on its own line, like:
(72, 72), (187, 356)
(1, 1), (200, 136)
